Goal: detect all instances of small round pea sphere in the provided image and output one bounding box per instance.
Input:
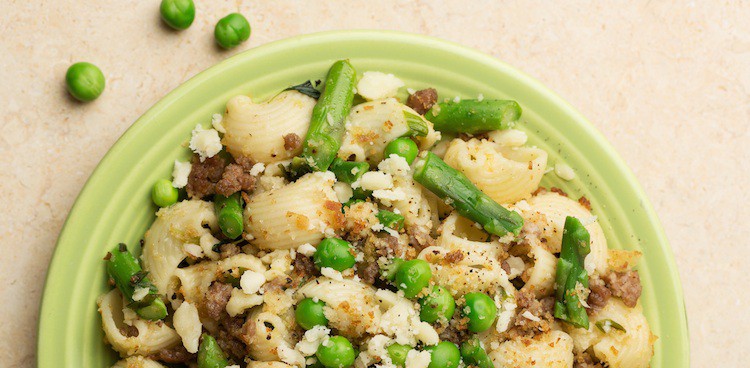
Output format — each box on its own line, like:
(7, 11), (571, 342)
(387, 344), (411, 367)
(65, 62), (105, 102)
(313, 238), (356, 271)
(160, 0), (195, 30)
(152, 179), (178, 207)
(419, 286), (456, 323)
(393, 259), (432, 298)
(295, 298), (328, 330)
(463, 292), (498, 333)
(316, 335), (356, 368)
(425, 341), (461, 368)
(214, 13), (251, 49)
(384, 137), (419, 165)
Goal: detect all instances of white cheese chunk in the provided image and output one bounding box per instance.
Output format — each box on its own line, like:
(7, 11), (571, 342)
(297, 243), (317, 257)
(295, 326), (331, 356)
(378, 155), (411, 177)
(405, 350), (432, 368)
(211, 113), (226, 133)
(554, 163), (576, 181)
(358, 171), (394, 191)
(189, 125), (222, 162)
(356, 71), (405, 101)
(333, 182), (353, 203)
(173, 301), (202, 353)
(240, 270), (266, 294)
(171, 160), (192, 189)
(131, 287), (150, 302)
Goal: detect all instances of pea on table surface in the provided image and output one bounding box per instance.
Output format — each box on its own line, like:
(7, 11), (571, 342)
(65, 62), (105, 102)
(214, 13), (251, 49)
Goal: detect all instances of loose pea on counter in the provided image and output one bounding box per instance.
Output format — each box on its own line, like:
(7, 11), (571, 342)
(214, 13), (251, 49)
(65, 62), (105, 102)
(159, 0), (195, 30)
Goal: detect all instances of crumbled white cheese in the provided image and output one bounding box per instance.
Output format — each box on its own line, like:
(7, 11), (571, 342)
(131, 287), (150, 302)
(171, 160), (191, 188)
(489, 129), (528, 147)
(505, 256), (526, 279)
(358, 171), (394, 191)
(226, 289), (264, 317)
(211, 113), (226, 133)
(278, 344), (306, 366)
(431, 103), (441, 115)
(378, 155), (411, 177)
(189, 125), (222, 162)
(375, 289), (439, 346)
(477, 93), (484, 102)
(199, 233), (221, 260)
(297, 243), (317, 257)
(333, 181), (353, 203)
(495, 291), (517, 333)
(407, 88), (416, 95)
(295, 326), (331, 356)
(405, 349), (432, 368)
(453, 96), (461, 103)
(321, 267), (345, 281)
(249, 162), (266, 176)
(356, 71), (405, 101)
(599, 319), (613, 333)
(372, 187), (407, 204)
(240, 270), (266, 294)
(173, 301), (202, 353)
(555, 163), (576, 181)
(383, 227), (400, 237)
(522, 310), (541, 322)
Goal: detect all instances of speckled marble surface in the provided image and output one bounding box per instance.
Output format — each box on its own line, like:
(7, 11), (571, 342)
(0, 1), (747, 366)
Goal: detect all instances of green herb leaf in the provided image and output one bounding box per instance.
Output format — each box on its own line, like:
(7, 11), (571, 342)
(285, 80), (321, 99)
(403, 110), (429, 137)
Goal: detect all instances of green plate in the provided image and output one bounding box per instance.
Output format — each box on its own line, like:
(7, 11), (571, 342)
(37, 30), (688, 367)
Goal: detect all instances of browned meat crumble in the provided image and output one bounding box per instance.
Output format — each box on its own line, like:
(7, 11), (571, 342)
(406, 88), (438, 115)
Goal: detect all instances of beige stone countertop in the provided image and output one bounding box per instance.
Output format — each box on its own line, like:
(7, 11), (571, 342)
(1, 1), (748, 366)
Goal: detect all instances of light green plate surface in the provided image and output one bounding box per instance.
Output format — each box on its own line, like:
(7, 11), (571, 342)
(37, 30), (688, 367)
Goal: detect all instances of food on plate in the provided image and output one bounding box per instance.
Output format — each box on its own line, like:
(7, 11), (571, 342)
(100, 60), (654, 368)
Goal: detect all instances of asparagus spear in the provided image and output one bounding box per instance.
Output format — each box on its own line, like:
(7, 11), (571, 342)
(413, 152), (524, 236)
(105, 244), (167, 320)
(198, 334), (229, 368)
(376, 210), (404, 230)
(460, 337), (494, 368)
(553, 216), (591, 329)
(292, 60), (357, 175)
(329, 157), (369, 184)
(424, 99), (522, 134)
(215, 193), (244, 239)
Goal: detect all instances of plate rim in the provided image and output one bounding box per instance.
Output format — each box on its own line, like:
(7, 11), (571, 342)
(37, 29), (689, 366)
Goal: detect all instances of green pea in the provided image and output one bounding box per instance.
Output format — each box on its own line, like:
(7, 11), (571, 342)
(295, 298), (328, 330)
(313, 238), (356, 271)
(425, 341), (461, 368)
(393, 259), (432, 298)
(316, 335), (356, 368)
(419, 286), (455, 323)
(214, 13), (251, 49)
(384, 137), (419, 165)
(159, 0), (195, 30)
(463, 292), (498, 333)
(387, 344), (411, 367)
(152, 179), (178, 207)
(65, 62), (105, 102)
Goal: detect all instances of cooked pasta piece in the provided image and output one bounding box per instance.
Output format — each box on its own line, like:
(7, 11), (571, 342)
(172, 301), (202, 353)
(141, 200), (219, 299)
(175, 253), (265, 309)
(111, 356), (167, 368)
(443, 138), (547, 204)
(246, 311), (294, 361)
(247, 362), (295, 368)
(245, 171), (342, 250)
(525, 191), (608, 274)
(489, 330), (575, 368)
(297, 277), (381, 338)
(97, 289), (180, 356)
(222, 91), (316, 163)
(338, 98), (439, 164)
(565, 299), (655, 368)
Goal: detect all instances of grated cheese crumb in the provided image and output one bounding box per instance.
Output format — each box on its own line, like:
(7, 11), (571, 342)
(211, 113), (226, 133)
(189, 125), (222, 162)
(356, 71), (405, 101)
(172, 160), (192, 189)
(321, 267), (344, 281)
(297, 243), (317, 257)
(477, 93), (484, 102)
(240, 270), (266, 294)
(132, 287), (150, 302)
(555, 163), (576, 181)
(249, 162), (266, 176)
(522, 310), (541, 322)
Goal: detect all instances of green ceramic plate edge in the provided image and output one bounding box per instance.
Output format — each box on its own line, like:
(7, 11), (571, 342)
(37, 30), (688, 367)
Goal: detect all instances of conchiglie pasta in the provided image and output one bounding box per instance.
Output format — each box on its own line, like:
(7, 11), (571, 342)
(489, 330), (575, 368)
(247, 362), (295, 368)
(297, 277), (381, 338)
(112, 356), (168, 368)
(338, 98), (438, 164)
(222, 91), (316, 163)
(525, 191), (608, 274)
(443, 138), (547, 204)
(247, 311), (294, 361)
(245, 172), (342, 250)
(520, 242), (558, 297)
(565, 299), (655, 368)
(141, 200), (219, 298)
(97, 289), (180, 357)
(174, 253), (265, 308)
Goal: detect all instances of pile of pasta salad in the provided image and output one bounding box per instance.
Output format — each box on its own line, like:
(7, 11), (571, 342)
(100, 60), (655, 368)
